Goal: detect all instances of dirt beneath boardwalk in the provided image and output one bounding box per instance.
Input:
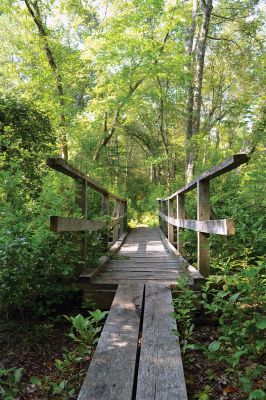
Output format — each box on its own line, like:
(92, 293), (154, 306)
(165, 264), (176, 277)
(184, 325), (265, 400)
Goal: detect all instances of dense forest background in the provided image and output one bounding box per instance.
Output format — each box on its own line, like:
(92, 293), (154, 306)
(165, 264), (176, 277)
(0, 0), (265, 398)
(0, 0), (265, 312)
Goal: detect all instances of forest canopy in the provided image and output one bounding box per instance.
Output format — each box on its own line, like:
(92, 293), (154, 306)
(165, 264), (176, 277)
(0, 1), (265, 398)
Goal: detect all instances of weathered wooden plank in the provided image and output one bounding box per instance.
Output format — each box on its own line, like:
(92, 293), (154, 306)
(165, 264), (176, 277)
(158, 212), (235, 235)
(77, 284), (144, 400)
(136, 283), (188, 400)
(50, 215), (127, 232)
(197, 180), (210, 277)
(50, 216), (107, 232)
(47, 157), (126, 201)
(76, 179), (87, 273)
(168, 199), (174, 245)
(177, 194), (185, 254)
(159, 228), (204, 285)
(157, 154), (248, 200)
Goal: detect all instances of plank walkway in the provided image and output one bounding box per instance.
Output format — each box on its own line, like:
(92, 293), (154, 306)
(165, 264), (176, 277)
(92, 227), (186, 286)
(78, 283), (187, 400)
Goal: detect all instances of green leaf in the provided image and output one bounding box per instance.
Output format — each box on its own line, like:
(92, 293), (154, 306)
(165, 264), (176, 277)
(229, 292), (241, 302)
(30, 376), (42, 386)
(208, 341), (221, 352)
(256, 317), (266, 330)
(248, 389), (266, 399)
(14, 367), (23, 384)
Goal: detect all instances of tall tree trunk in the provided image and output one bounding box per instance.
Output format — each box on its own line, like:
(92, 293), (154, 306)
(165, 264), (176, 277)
(185, 0), (212, 183)
(24, 0), (68, 160)
(157, 77), (170, 188)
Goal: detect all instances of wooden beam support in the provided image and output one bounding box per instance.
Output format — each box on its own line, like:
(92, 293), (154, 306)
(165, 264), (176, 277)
(76, 179), (87, 273)
(102, 194), (110, 251)
(177, 194), (185, 254)
(197, 180), (210, 277)
(112, 200), (121, 243)
(123, 201), (128, 231)
(50, 216), (107, 232)
(157, 154), (248, 201)
(158, 212), (235, 236)
(47, 158), (126, 202)
(168, 199), (174, 246)
(102, 194), (109, 216)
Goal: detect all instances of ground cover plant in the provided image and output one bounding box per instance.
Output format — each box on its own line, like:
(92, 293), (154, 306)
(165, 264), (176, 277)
(0, 0), (265, 398)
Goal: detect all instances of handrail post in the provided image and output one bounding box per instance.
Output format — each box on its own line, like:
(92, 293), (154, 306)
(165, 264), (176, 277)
(76, 178), (87, 273)
(102, 194), (109, 250)
(168, 199), (174, 246)
(123, 201), (128, 232)
(112, 200), (120, 243)
(177, 194), (185, 255)
(157, 200), (162, 230)
(163, 200), (168, 237)
(119, 201), (124, 236)
(197, 180), (210, 277)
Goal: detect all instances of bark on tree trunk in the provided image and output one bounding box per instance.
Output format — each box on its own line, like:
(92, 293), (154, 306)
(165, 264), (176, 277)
(185, 0), (212, 183)
(24, 0), (68, 160)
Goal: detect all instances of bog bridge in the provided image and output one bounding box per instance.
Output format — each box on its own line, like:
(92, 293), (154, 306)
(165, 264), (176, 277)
(47, 154), (248, 400)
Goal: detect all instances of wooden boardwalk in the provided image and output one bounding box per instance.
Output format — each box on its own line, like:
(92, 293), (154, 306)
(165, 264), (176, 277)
(93, 227), (186, 286)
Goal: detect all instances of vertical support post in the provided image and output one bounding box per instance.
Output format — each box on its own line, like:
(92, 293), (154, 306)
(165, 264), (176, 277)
(168, 199), (174, 245)
(119, 201), (124, 236)
(157, 200), (162, 230)
(197, 180), (210, 277)
(76, 178), (87, 273)
(112, 200), (120, 243)
(162, 200), (167, 237)
(123, 201), (128, 232)
(177, 194), (185, 255)
(102, 194), (109, 250)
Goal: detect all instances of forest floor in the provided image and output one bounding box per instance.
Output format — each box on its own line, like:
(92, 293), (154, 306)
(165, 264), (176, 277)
(0, 313), (91, 399)
(185, 324), (264, 400)
(0, 317), (263, 399)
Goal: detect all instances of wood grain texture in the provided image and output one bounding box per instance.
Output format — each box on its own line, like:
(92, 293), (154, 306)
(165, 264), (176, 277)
(93, 228), (186, 285)
(158, 212), (235, 235)
(197, 180), (210, 277)
(78, 284), (144, 400)
(50, 216), (107, 232)
(136, 283), (188, 400)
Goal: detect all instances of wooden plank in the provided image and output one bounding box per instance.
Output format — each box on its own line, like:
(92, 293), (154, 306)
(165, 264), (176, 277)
(109, 231), (128, 253)
(158, 212), (235, 235)
(157, 154), (248, 200)
(159, 228), (204, 284)
(177, 194), (185, 254)
(168, 199), (174, 245)
(50, 216), (107, 232)
(136, 283), (188, 400)
(76, 179), (87, 273)
(197, 180), (210, 277)
(47, 157), (126, 201)
(112, 200), (121, 242)
(78, 284), (144, 400)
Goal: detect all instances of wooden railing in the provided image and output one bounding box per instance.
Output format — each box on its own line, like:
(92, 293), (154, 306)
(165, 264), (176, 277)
(47, 158), (127, 271)
(157, 154), (249, 277)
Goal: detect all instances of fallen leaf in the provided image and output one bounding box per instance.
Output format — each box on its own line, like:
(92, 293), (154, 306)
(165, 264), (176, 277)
(223, 386), (239, 394)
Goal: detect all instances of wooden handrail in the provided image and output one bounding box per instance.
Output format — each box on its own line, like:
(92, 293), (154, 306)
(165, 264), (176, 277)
(157, 154), (249, 201)
(47, 158), (128, 273)
(157, 154), (248, 277)
(47, 157), (126, 202)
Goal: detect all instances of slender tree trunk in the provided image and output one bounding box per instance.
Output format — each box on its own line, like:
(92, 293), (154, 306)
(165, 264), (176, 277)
(157, 77), (170, 188)
(24, 0), (68, 160)
(185, 0), (212, 183)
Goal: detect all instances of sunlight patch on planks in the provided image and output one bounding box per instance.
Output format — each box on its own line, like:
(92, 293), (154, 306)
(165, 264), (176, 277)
(78, 283), (187, 400)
